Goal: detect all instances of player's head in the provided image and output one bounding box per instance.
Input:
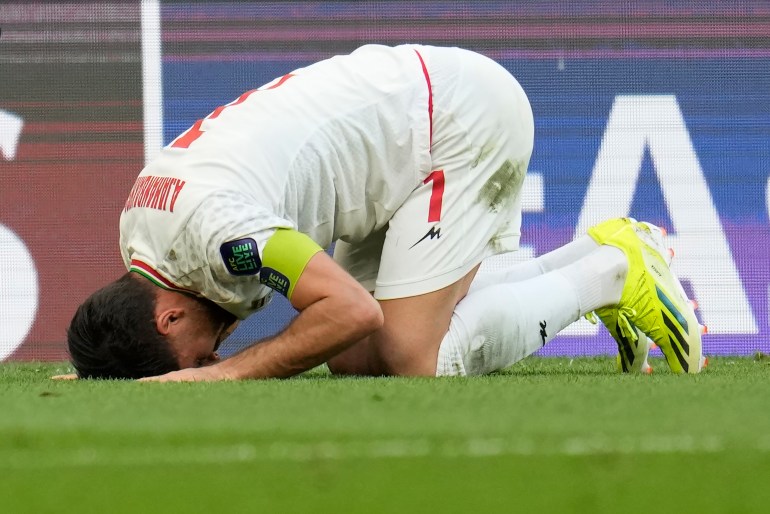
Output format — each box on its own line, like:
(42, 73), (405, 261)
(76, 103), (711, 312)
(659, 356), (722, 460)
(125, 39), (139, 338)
(67, 273), (237, 379)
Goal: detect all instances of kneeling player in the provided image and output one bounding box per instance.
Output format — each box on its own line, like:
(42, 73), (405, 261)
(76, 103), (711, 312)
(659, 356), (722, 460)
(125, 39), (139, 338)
(66, 45), (705, 381)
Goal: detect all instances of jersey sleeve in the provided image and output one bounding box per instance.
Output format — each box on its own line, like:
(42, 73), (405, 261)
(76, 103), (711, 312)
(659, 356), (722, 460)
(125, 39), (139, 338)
(182, 191), (288, 318)
(189, 191), (322, 319)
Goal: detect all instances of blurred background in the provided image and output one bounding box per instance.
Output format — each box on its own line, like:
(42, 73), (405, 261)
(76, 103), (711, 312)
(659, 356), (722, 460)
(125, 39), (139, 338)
(1, 1), (768, 361)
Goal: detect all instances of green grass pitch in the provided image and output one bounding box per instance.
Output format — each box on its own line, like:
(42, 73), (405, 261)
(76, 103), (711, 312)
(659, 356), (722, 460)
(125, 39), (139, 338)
(1, 356), (769, 513)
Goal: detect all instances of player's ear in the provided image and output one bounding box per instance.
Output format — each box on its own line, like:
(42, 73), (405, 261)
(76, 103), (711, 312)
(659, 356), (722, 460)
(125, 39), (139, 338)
(155, 308), (184, 335)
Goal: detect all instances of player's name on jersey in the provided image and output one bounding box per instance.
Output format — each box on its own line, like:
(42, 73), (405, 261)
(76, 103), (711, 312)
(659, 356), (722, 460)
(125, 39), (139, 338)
(123, 175), (186, 213)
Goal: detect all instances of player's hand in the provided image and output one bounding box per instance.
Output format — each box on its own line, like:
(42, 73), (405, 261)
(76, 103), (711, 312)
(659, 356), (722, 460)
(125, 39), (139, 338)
(138, 365), (232, 382)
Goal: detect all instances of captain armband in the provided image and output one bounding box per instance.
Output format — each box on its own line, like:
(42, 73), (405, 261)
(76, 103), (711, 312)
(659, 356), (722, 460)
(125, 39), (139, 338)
(260, 229), (323, 299)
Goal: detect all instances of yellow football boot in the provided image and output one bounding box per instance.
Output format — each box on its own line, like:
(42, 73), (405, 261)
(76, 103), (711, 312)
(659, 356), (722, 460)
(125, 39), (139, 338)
(587, 218), (706, 374)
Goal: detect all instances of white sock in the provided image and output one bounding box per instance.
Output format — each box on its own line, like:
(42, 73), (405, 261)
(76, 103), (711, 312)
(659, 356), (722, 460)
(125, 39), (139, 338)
(469, 235), (600, 293)
(556, 245), (627, 314)
(437, 246), (627, 376)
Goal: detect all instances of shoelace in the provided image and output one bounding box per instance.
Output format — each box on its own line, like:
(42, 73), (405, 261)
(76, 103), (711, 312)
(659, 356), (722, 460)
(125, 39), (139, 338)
(614, 306), (640, 343)
(585, 306), (640, 343)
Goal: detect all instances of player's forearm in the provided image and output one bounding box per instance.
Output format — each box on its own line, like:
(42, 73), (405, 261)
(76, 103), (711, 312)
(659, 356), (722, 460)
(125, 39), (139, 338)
(216, 294), (383, 379)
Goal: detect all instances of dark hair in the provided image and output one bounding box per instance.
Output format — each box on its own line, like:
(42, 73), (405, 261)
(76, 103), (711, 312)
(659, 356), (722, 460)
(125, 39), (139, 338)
(67, 272), (179, 379)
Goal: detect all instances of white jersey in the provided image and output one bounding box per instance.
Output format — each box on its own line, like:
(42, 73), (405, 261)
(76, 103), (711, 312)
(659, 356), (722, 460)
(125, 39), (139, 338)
(120, 44), (433, 318)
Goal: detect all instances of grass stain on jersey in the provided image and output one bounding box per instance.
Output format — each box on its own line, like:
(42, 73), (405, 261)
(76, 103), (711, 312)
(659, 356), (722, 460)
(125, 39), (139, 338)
(476, 159), (525, 213)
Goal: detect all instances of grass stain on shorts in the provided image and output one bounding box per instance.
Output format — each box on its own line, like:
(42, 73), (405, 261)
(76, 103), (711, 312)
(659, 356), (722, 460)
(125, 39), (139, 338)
(476, 159), (526, 213)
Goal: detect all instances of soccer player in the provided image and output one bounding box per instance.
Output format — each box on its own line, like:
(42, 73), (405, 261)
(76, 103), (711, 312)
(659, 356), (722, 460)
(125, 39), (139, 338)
(66, 45), (705, 381)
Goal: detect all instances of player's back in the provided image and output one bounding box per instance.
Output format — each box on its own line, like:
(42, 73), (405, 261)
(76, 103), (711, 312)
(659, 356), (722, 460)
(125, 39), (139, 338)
(130, 44), (433, 250)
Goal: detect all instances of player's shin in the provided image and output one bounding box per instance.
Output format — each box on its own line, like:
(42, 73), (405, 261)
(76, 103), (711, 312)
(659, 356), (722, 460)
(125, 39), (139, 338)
(468, 235), (600, 293)
(436, 246), (626, 376)
(436, 272), (580, 376)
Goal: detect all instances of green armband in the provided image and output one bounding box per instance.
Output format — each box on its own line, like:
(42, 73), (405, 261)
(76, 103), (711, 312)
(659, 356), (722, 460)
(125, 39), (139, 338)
(260, 229), (323, 299)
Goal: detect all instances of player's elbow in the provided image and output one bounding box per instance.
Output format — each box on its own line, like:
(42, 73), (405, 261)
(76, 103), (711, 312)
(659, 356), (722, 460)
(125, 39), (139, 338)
(349, 292), (384, 336)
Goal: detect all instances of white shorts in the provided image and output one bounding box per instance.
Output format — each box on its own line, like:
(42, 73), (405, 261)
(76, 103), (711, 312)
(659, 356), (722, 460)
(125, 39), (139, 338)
(334, 46), (534, 300)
